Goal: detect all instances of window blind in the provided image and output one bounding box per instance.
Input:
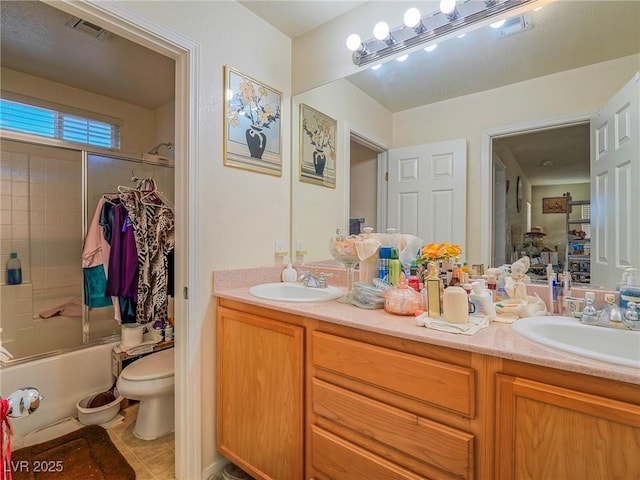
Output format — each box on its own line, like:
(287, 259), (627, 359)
(0, 98), (120, 149)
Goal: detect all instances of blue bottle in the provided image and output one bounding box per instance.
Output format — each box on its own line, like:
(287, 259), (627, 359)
(7, 252), (22, 285)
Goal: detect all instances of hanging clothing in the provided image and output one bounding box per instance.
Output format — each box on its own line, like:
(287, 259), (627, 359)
(119, 190), (175, 324)
(82, 198), (112, 308)
(106, 204), (139, 300)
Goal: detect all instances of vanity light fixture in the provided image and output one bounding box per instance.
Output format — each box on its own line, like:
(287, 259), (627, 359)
(440, 0), (460, 21)
(346, 0), (539, 67)
(373, 21), (396, 46)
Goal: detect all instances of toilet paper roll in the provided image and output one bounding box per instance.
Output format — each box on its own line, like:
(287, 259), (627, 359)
(121, 324), (144, 349)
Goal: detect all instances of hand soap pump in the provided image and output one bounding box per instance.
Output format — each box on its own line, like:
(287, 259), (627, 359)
(282, 257), (297, 283)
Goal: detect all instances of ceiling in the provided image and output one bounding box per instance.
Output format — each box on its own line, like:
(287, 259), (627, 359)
(1, 1), (638, 184)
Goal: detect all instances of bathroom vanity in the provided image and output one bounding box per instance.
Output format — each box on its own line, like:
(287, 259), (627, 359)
(213, 271), (640, 480)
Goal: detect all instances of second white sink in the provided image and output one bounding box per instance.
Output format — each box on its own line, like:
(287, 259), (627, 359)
(249, 282), (344, 302)
(512, 315), (640, 368)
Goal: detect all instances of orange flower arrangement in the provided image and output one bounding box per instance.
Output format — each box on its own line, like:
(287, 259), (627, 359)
(419, 242), (462, 263)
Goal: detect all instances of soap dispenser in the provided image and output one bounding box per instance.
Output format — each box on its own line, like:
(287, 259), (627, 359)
(281, 257), (297, 283)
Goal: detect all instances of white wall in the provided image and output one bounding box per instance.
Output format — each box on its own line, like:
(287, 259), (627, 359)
(0, 68), (156, 154)
(393, 54), (640, 263)
(292, 78), (391, 261)
(121, 0), (292, 471)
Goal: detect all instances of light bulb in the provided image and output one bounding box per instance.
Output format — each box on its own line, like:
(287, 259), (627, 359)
(457, 33), (466, 39)
(371, 64), (382, 71)
(346, 33), (362, 52)
(440, 0), (457, 15)
(490, 19), (506, 28)
(403, 8), (421, 28)
(396, 54), (409, 62)
(424, 44), (438, 52)
(373, 21), (390, 41)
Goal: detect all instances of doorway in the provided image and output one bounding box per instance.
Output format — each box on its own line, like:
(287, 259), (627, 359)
(491, 121), (590, 277)
(2, 2), (199, 477)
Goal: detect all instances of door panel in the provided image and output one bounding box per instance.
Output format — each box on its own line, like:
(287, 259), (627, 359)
(590, 73), (639, 286)
(387, 139), (466, 248)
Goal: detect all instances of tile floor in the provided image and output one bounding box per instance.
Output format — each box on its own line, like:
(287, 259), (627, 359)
(107, 403), (176, 480)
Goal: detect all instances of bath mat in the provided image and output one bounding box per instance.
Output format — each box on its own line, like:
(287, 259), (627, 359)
(10, 425), (134, 480)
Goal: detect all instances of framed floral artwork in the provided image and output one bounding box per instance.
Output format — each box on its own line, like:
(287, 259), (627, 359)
(223, 65), (282, 176)
(299, 103), (336, 188)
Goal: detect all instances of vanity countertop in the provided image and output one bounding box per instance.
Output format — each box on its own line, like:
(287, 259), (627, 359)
(212, 266), (640, 385)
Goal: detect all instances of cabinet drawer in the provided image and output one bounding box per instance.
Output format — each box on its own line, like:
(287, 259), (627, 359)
(313, 379), (474, 479)
(311, 425), (425, 480)
(312, 331), (475, 417)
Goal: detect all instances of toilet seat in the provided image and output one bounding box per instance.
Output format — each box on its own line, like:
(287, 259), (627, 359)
(121, 348), (174, 381)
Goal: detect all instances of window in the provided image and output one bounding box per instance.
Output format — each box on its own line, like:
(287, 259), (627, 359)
(0, 98), (120, 149)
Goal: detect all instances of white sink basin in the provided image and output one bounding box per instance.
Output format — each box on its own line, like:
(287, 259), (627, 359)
(512, 316), (640, 368)
(249, 282), (344, 302)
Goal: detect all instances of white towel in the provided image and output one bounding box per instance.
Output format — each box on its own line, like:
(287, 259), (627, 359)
(416, 313), (489, 335)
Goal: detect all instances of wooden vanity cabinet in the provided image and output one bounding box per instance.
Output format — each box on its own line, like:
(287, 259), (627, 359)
(215, 298), (640, 480)
(308, 323), (484, 480)
(496, 361), (640, 480)
(216, 300), (304, 480)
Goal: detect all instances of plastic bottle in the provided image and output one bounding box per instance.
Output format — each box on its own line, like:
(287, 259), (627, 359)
(281, 257), (297, 283)
(7, 252), (22, 285)
(387, 248), (401, 286)
(619, 270), (640, 309)
(470, 281), (497, 321)
(378, 246), (392, 281)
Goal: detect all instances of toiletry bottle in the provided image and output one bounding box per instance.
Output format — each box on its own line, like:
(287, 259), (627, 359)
(580, 295), (598, 325)
(486, 275), (497, 300)
(281, 257), (297, 283)
(619, 270), (640, 309)
(378, 246), (392, 281)
(449, 265), (461, 287)
(6, 252), (22, 285)
(387, 248), (401, 286)
(617, 267), (636, 291)
(470, 281), (497, 321)
(164, 322), (174, 341)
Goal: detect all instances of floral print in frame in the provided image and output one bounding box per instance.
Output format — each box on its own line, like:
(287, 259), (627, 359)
(299, 103), (336, 188)
(224, 65), (282, 176)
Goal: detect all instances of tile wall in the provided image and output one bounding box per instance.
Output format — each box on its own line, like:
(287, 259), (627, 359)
(1, 142), (83, 358)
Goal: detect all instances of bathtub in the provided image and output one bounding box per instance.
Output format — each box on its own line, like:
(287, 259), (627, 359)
(1, 341), (117, 436)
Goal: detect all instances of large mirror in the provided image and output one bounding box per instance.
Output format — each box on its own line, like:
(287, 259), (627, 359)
(291, 0), (640, 291)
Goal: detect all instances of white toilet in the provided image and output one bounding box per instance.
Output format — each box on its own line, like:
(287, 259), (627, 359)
(116, 348), (174, 440)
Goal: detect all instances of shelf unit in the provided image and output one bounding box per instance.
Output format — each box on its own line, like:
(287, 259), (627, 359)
(565, 194), (590, 284)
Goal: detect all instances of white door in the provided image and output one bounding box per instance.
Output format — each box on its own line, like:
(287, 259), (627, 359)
(387, 139), (466, 249)
(591, 73), (640, 287)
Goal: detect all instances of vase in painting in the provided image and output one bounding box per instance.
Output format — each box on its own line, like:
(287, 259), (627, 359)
(313, 150), (326, 176)
(246, 125), (266, 159)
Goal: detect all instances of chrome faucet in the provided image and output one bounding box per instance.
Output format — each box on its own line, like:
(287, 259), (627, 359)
(297, 271), (332, 288)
